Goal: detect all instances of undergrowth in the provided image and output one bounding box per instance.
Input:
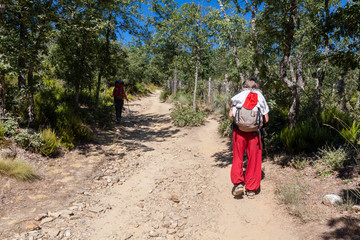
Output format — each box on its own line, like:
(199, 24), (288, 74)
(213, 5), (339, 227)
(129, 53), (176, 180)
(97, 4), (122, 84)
(0, 158), (39, 181)
(170, 103), (207, 127)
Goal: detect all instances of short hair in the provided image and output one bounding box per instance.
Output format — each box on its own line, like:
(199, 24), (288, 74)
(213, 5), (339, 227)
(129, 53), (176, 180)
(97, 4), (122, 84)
(243, 78), (258, 89)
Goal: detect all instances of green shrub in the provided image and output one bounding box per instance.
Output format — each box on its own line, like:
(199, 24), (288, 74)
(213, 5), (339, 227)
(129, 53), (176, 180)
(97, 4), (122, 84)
(0, 158), (39, 181)
(160, 88), (171, 102)
(280, 120), (331, 154)
(218, 118), (233, 137)
(0, 121), (4, 138)
(170, 104), (207, 127)
(317, 146), (348, 171)
(74, 119), (94, 142)
(55, 103), (75, 148)
(290, 155), (309, 170)
(171, 91), (192, 106)
(340, 120), (360, 146)
(13, 129), (43, 152)
(40, 127), (61, 157)
(2, 117), (19, 136)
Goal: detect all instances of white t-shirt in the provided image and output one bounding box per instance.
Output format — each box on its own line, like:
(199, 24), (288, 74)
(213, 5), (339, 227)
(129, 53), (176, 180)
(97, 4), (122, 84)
(231, 89), (270, 117)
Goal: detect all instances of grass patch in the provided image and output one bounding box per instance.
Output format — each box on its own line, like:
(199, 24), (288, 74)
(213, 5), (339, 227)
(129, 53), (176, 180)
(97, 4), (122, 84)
(276, 180), (313, 222)
(0, 158), (39, 181)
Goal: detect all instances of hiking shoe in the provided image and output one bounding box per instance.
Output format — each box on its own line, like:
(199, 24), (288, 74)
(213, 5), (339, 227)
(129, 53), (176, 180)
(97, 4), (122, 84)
(247, 191), (255, 199)
(232, 183), (245, 196)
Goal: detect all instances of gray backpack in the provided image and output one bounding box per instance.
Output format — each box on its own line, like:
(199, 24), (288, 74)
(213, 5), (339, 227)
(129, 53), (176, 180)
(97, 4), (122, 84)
(234, 107), (263, 132)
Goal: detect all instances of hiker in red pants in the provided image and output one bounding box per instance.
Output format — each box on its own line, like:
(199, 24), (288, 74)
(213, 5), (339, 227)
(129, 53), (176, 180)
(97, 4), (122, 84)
(229, 78), (269, 199)
(111, 80), (128, 123)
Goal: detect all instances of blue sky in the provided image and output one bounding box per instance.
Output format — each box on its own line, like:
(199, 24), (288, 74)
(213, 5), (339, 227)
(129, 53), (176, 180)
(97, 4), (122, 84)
(120, 0), (246, 43)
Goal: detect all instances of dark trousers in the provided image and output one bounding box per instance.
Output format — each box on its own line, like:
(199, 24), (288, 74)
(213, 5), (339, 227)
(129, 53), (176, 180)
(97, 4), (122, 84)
(114, 98), (124, 121)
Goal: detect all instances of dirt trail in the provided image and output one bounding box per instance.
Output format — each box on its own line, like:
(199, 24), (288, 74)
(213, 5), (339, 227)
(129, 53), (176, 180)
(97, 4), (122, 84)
(84, 90), (299, 239)
(1, 90), (300, 240)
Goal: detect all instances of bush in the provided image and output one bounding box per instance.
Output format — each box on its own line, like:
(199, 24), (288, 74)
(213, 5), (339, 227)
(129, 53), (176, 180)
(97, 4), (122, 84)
(160, 88), (171, 102)
(170, 104), (207, 127)
(40, 127), (61, 157)
(13, 129), (43, 152)
(289, 155), (309, 170)
(0, 158), (39, 181)
(0, 121), (4, 138)
(280, 120), (331, 154)
(218, 118), (233, 137)
(2, 117), (19, 136)
(317, 146), (348, 172)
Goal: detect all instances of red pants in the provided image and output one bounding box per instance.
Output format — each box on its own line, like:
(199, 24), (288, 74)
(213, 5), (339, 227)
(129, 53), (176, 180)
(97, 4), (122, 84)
(231, 128), (262, 191)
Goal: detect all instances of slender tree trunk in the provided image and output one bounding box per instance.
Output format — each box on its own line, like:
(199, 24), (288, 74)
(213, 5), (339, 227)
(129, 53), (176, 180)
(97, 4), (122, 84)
(193, 50), (200, 111)
(337, 71), (347, 111)
(244, 0), (260, 79)
(225, 73), (229, 110)
(208, 77), (211, 105)
(18, 15), (26, 89)
(217, 0), (245, 83)
(315, 0), (330, 111)
(96, 69), (103, 108)
(279, 0), (299, 129)
(0, 74), (5, 117)
(96, 13), (112, 109)
(173, 66), (178, 95)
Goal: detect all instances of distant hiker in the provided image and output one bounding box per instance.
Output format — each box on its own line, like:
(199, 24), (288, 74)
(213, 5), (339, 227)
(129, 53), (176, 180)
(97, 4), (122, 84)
(229, 78), (269, 199)
(111, 80), (128, 123)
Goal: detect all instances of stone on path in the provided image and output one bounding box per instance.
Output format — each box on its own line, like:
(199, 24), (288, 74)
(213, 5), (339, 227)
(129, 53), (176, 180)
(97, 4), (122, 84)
(322, 194), (343, 206)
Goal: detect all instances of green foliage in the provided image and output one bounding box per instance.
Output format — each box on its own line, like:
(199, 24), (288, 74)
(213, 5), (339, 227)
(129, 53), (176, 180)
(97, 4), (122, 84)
(218, 118), (233, 138)
(40, 128), (61, 157)
(317, 146), (348, 172)
(341, 121), (360, 146)
(171, 91), (192, 106)
(2, 117), (19, 136)
(0, 122), (4, 138)
(280, 120), (331, 154)
(0, 158), (39, 181)
(13, 129), (43, 153)
(160, 88), (171, 102)
(170, 104), (207, 127)
(290, 156), (309, 170)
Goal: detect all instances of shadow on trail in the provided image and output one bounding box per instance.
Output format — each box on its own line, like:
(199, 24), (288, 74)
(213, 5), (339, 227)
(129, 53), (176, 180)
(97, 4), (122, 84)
(79, 107), (179, 158)
(321, 187), (360, 240)
(321, 216), (360, 240)
(212, 139), (233, 168)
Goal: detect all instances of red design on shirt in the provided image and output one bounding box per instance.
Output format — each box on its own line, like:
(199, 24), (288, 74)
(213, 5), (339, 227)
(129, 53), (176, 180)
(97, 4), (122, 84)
(242, 92), (258, 110)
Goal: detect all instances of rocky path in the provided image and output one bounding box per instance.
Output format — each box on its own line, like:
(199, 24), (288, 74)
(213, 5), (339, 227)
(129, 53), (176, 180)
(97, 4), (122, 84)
(5, 90), (300, 240)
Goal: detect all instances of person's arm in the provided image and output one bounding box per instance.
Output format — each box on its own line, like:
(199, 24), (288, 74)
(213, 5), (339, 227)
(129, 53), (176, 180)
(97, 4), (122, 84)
(264, 113), (269, 123)
(229, 103), (234, 121)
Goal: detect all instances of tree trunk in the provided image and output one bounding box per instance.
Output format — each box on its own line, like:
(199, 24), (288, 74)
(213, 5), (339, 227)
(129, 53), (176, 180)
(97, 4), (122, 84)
(225, 73), (229, 110)
(208, 77), (211, 105)
(193, 50), (200, 111)
(315, 0), (330, 110)
(279, 0), (299, 129)
(96, 13), (112, 109)
(173, 66), (178, 94)
(244, 0), (260, 80)
(27, 69), (35, 125)
(0, 74), (5, 117)
(95, 69), (102, 109)
(337, 72), (347, 111)
(18, 17), (26, 89)
(217, 0), (245, 83)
